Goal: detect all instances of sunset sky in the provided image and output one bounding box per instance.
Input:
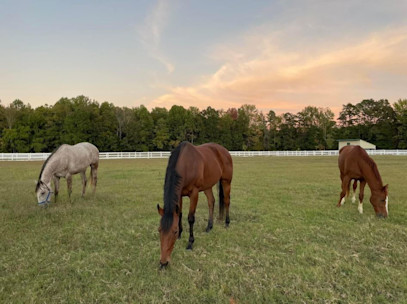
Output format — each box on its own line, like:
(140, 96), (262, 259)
(1, 0), (406, 116)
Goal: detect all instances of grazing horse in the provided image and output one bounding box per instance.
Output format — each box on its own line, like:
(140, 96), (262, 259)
(337, 145), (388, 217)
(157, 142), (233, 268)
(35, 142), (99, 205)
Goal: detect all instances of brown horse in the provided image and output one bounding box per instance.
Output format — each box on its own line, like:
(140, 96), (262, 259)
(157, 142), (233, 268)
(337, 145), (388, 217)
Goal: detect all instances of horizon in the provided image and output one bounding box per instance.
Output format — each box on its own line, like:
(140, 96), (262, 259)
(1, 1), (406, 115)
(1, 94), (400, 121)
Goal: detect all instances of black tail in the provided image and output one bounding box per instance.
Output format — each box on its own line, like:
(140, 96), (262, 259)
(219, 180), (225, 218)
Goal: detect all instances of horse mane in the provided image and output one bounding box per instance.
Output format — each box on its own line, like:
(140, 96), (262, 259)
(359, 148), (383, 186)
(35, 145), (62, 191)
(161, 142), (187, 232)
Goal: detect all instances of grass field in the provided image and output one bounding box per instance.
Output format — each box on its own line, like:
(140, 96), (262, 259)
(1, 156), (407, 303)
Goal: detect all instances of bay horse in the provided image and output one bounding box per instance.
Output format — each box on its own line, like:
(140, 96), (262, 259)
(337, 145), (388, 217)
(157, 142), (233, 268)
(35, 142), (99, 205)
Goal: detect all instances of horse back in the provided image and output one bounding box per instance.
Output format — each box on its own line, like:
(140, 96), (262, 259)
(198, 143), (233, 180)
(58, 142), (99, 174)
(338, 145), (367, 178)
(177, 142), (232, 192)
(72, 142), (99, 163)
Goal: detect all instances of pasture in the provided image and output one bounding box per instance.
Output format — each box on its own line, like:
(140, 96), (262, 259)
(1, 156), (406, 303)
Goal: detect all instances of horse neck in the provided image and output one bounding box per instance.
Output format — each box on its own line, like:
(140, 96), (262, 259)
(360, 160), (383, 192)
(41, 157), (59, 184)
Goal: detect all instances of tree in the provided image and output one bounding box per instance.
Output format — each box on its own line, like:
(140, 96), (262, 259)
(115, 106), (133, 150)
(200, 106), (220, 144)
(394, 99), (407, 148)
(127, 105), (154, 151)
(266, 110), (281, 150)
(151, 107), (170, 150)
(60, 96), (100, 145)
(93, 102), (118, 151)
(1, 94), (403, 152)
(167, 105), (190, 148)
(218, 110), (234, 150)
(316, 107), (335, 149)
(357, 99), (396, 149)
(278, 113), (299, 150)
(185, 107), (202, 144)
(338, 103), (360, 127)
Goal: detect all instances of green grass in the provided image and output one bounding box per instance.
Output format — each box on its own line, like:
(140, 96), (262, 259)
(1, 156), (407, 303)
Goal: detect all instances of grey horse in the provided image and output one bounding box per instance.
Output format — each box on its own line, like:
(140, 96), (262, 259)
(35, 142), (99, 205)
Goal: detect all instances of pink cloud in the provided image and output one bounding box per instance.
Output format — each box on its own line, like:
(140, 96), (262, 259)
(149, 27), (407, 116)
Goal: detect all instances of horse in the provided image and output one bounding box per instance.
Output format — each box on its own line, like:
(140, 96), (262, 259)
(35, 142), (99, 205)
(157, 142), (233, 268)
(337, 145), (388, 217)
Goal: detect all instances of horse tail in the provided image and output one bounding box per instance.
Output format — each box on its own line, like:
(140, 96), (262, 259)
(346, 178), (353, 197)
(219, 180), (225, 218)
(89, 165), (94, 186)
(89, 161), (98, 189)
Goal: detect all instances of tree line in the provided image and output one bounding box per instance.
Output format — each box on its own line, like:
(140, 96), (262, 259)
(0, 96), (406, 152)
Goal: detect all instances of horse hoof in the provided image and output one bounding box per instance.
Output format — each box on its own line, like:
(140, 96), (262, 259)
(205, 226), (212, 233)
(160, 261), (168, 269)
(186, 244), (193, 250)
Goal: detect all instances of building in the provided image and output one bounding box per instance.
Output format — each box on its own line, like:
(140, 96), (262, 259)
(337, 139), (376, 150)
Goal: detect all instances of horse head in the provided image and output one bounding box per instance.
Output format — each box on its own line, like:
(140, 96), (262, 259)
(36, 180), (52, 205)
(370, 184), (389, 218)
(157, 204), (180, 268)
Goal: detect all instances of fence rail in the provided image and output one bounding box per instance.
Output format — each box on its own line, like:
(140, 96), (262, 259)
(1, 149), (407, 161)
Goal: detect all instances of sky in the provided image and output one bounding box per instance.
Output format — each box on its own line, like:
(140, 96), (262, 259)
(1, 0), (407, 116)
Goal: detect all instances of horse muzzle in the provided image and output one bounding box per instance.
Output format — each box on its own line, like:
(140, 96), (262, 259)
(160, 261), (169, 269)
(37, 200), (50, 207)
(376, 213), (387, 219)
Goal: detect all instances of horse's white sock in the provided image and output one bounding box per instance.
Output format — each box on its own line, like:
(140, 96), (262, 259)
(358, 202), (363, 214)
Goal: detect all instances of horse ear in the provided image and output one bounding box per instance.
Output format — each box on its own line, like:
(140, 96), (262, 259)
(383, 184), (389, 195)
(157, 204), (164, 216)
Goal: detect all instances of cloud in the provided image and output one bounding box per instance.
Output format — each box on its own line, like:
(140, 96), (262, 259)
(138, 0), (174, 73)
(149, 26), (407, 115)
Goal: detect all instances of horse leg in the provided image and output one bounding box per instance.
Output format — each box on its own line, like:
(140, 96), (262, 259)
(337, 176), (351, 207)
(204, 188), (215, 232)
(222, 180), (232, 227)
(187, 189), (199, 250)
(80, 171), (87, 197)
(351, 180), (358, 203)
(53, 176), (60, 203)
(358, 180), (366, 214)
(66, 174), (73, 201)
(178, 197), (183, 239)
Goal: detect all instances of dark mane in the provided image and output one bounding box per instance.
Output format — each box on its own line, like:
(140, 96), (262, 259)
(35, 146), (62, 191)
(161, 142), (187, 232)
(360, 148), (383, 185)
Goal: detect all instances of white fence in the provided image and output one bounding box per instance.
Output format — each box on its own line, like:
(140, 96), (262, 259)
(1, 150), (407, 161)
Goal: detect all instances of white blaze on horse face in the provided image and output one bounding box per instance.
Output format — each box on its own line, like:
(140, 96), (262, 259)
(340, 197), (345, 206)
(358, 202), (363, 214)
(385, 196), (389, 215)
